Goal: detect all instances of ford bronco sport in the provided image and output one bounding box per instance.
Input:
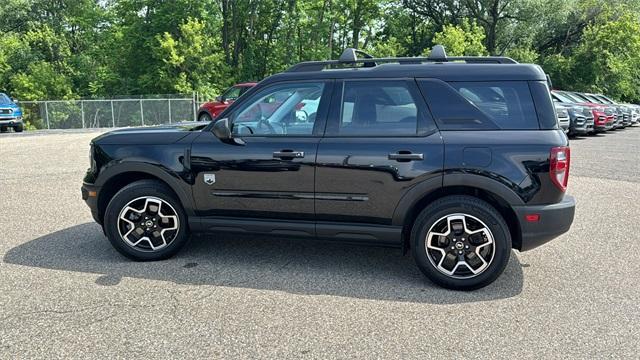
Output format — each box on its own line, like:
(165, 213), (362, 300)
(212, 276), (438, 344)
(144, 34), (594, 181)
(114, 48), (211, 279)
(82, 46), (576, 290)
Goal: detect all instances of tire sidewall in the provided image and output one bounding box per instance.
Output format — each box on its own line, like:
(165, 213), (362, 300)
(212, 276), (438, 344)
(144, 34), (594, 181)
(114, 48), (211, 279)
(104, 181), (189, 261)
(412, 196), (512, 290)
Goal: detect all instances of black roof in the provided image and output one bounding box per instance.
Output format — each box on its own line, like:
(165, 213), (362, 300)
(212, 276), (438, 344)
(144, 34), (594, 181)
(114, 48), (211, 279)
(263, 62), (547, 84)
(260, 45), (547, 85)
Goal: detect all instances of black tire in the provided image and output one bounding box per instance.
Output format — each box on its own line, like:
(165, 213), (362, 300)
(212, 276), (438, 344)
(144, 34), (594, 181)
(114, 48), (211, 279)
(104, 180), (189, 261)
(0, 126), (7, 133)
(14, 124), (23, 132)
(411, 195), (512, 290)
(198, 112), (212, 122)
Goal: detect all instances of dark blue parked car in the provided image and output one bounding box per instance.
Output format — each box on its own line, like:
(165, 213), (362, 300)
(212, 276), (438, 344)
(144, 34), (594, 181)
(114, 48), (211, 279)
(0, 93), (24, 132)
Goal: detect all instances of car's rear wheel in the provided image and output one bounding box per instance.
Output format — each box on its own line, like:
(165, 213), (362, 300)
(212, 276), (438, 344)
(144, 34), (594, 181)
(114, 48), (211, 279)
(104, 180), (189, 261)
(411, 195), (512, 290)
(0, 126), (7, 133)
(198, 112), (212, 122)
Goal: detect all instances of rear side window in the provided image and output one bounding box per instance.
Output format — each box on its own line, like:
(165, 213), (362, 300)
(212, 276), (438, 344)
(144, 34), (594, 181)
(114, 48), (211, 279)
(334, 80), (419, 136)
(449, 82), (538, 129)
(418, 79), (541, 130)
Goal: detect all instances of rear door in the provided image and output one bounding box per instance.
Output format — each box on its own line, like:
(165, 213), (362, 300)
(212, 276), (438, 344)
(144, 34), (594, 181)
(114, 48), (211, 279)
(315, 79), (444, 228)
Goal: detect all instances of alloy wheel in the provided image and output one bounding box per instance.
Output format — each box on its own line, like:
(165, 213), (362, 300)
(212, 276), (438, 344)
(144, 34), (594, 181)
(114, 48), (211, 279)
(117, 196), (180, 252)
(425, 213), (495, 279)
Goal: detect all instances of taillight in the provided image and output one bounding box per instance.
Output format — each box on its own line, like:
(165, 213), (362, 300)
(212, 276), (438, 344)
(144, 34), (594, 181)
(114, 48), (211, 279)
(550, 146), (570, 191)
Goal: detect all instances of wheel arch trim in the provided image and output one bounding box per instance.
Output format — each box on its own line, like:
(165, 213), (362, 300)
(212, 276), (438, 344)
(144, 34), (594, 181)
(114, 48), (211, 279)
(393, 174), (524, 251)
(95, 162), (195, 218)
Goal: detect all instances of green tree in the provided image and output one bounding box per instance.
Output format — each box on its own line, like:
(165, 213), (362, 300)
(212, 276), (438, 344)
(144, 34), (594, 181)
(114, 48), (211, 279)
(155, 18), (230, 98)
(430, 20), (487, 56)
(570, 10), (640, 100)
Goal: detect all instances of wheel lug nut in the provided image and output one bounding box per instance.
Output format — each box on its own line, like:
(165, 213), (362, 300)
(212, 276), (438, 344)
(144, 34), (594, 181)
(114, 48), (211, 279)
(458, 251), (463, 255)
(465, 245), (469, 249)
(451, 246), (455, 250)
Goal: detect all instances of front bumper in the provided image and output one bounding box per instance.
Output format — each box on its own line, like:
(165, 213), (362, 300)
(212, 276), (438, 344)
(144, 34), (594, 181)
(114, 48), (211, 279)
(570, 115), (589, 135)
(0, 118), (23, 126)
(514, 195), (576, 251)
(81, 183), (102, 224)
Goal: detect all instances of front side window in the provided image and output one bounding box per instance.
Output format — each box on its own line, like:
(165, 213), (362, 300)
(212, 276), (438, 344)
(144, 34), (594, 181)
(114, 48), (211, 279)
(222, 86), (242, 102)
(231, 82), (324, 136)
(336, 80), (419, 136)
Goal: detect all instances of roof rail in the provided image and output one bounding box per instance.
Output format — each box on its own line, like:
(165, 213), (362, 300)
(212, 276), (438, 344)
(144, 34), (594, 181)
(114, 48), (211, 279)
(286, 45), (518, 72)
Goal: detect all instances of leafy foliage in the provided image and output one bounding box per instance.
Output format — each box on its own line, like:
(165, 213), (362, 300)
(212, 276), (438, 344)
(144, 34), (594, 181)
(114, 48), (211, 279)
(0, 0), (639, 104)
(430, 20), (487, 56)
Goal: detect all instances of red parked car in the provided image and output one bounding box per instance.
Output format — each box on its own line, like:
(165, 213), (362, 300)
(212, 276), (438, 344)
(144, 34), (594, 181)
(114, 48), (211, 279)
(197, 82), (257, 121)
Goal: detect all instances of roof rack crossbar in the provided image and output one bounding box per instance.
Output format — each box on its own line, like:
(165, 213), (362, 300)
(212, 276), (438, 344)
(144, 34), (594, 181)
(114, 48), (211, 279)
(285, 45), (518, 72)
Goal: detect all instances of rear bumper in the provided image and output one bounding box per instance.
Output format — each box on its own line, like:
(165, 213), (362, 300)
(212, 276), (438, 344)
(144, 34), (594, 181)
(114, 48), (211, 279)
(513, 195), (576, 251)
(81, 183), (102, 224)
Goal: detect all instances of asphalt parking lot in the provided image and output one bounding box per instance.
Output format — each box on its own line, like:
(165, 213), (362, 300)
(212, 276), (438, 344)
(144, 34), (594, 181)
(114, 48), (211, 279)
(1, 128), (639, 358)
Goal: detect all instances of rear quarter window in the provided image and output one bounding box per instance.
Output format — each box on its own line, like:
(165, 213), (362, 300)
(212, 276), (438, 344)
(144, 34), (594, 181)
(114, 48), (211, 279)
(418, 79), (542, 130)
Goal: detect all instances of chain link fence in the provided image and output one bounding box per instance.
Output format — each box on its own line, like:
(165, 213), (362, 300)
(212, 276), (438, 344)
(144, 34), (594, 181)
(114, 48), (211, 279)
(19, 94), (200, 130)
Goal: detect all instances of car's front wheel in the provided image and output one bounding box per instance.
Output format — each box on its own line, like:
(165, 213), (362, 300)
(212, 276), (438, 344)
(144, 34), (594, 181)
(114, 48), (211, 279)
(14, 124), (23, 132)
(104, 180), (189, 261)
(411, 195), (512, 290)
(198, 112), (212, 122)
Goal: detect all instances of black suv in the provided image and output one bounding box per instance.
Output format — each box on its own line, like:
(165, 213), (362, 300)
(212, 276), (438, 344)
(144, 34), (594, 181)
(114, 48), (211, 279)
(82, 46), (575, 290)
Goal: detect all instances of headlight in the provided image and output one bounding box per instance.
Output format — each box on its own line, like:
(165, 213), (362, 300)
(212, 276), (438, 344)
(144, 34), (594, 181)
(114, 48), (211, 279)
(556, 108), (569, 117)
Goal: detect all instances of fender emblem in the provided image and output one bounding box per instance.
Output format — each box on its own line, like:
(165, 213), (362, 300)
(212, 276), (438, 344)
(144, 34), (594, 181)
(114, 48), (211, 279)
(204, 174), (216, 185)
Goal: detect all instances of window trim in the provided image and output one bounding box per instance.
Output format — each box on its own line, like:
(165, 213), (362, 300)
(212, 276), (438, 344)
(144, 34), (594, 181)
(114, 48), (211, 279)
(324, 78), (436, 138)
(225, 80), (333, 138)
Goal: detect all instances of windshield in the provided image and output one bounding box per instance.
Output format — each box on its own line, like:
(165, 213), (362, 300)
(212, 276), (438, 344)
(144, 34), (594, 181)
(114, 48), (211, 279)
(553, 92), (578, 103)
(595, 95), (614, 104)
(582, 94), (604, 103)
(568, 92), (594, 103)
(0, 93), (12, 104)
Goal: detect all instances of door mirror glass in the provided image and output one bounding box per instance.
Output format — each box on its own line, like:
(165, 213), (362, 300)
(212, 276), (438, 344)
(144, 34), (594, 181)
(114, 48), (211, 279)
(215, 95), (222, 102)
(212, 118), (231, 140)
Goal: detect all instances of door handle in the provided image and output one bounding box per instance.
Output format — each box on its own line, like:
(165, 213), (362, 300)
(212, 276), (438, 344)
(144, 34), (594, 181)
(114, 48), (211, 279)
(388, 151), (424, 162)
(273, 150), (305, 159)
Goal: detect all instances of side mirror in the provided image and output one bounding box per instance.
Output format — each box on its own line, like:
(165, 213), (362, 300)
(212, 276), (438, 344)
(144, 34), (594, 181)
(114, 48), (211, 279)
(211, 118), (245, 145)
(12, 98), (18, 103)
(215, 96), (222, 103)
(212, 118), (231, 140)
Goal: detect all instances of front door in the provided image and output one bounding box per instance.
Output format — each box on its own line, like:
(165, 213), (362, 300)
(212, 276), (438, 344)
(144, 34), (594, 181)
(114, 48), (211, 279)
(190, 80), (332, 221)
(315, 79), (444, 225)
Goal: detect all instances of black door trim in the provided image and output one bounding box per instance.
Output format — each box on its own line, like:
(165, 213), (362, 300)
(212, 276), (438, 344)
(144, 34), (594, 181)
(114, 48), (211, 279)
(211, 190), (368, 202)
